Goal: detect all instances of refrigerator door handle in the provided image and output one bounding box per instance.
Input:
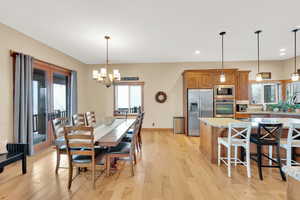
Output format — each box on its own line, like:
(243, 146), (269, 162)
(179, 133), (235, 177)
(198, 98), (201, 118)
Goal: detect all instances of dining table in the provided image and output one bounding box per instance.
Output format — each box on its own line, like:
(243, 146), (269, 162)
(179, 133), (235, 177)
(92, 118), (137, 147)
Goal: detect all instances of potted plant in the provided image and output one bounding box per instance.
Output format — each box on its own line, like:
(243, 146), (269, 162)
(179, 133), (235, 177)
(287, 104), (295, 112)
(295, 104), (300, 113)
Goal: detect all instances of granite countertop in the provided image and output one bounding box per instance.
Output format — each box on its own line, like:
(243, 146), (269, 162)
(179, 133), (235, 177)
(283, 166), (300, 182)
(236, 111), (300, 116)
(199, 118), (242, 128)
(199, 117), (300, 128)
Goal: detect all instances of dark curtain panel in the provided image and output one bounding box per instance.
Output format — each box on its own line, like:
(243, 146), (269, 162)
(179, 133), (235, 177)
(69, 71), (78, 122)
(13, 54), (33, 155)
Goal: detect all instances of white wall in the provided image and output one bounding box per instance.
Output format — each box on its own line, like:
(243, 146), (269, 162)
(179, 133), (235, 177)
(87, 60), (286, 128)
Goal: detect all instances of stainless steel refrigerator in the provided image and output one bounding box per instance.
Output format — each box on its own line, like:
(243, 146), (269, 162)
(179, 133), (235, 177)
(188, 89), (214, 136)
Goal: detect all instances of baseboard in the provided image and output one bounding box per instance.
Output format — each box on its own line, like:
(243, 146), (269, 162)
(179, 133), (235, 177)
(142, 128), (173, 131)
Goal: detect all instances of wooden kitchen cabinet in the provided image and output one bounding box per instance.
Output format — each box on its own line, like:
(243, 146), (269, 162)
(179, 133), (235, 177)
(182, 69), (240, 135)
(236, 71), (250, 100)
(235, 113), (251, 119)
(184, 71), (213, 88)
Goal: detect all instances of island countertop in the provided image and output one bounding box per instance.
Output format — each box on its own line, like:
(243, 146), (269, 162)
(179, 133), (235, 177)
(199, 117), (300, 164)
(199, 117), (300, 129)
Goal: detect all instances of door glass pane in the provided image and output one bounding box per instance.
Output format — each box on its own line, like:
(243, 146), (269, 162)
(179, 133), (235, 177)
(33, 69), (47, 145)
(130, 86), (141, 113)
(53, 73), (69, 118)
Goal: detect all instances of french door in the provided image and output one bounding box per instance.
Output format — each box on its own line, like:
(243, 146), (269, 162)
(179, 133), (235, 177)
(32, 60), (71, 152)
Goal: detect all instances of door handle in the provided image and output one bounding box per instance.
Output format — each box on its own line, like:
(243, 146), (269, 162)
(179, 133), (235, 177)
(198, 98), (201, 118)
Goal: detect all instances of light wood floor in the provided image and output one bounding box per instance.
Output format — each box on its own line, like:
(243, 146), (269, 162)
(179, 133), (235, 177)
(0, 131), (287, 200)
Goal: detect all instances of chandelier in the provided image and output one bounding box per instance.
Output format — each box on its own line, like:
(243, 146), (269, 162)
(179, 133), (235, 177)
(92, 36), (121, 87)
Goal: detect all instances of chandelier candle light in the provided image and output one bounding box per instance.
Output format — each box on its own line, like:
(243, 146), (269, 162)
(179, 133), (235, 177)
(92, 36), (121, 87)
(291, 29), (299, 82)
(219, 31), (226, 83)
(255, 30), (263, 82)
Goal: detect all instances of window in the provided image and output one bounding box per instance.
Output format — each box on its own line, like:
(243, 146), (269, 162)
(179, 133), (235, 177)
(114, 83), (144, 115)
(250, 82), (281, 104)
(286, 82), (300, 102)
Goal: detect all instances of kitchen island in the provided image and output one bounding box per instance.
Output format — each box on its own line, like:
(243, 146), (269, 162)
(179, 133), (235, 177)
(199, 117), (300, 164)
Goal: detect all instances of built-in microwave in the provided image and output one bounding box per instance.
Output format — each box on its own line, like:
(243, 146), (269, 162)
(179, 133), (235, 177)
(214, 85), (235, 98)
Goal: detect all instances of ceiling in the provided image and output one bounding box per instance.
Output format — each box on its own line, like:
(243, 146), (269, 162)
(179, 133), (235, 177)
(1, 0), (300, 64)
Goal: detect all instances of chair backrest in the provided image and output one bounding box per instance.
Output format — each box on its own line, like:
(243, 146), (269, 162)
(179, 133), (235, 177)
(138, 112), (145, 135)
(287, 123), (300, 146)
(52, 117), (68, 140)
(227, 122), (252, 145)
(257, 123), (283, 141)
(130, 118), (141, 154)
(64, 126), (95, 165)
(85, 111), (96, 127)
(72, 113), (86, 126)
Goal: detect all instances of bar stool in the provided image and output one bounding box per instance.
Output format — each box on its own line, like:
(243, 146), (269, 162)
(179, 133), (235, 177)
(270, 123), (300, 167)
(250, 123), (286, 181)
(218, 122), (252, 178)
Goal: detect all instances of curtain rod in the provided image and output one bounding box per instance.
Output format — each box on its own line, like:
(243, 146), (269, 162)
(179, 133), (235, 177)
(10, 49), (73, 73)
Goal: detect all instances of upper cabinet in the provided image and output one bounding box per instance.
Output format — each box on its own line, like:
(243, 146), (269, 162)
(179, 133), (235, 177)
(184, 71), (213, 88)
(236, 71), (250, 100)
(183, 69), (250, 98)
(183, 69), (239, 89)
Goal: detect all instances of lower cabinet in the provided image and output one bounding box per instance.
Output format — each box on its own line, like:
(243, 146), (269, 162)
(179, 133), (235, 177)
(235, 113), (300, 119)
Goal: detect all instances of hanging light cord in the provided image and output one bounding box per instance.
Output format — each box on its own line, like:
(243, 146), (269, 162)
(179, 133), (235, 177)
(222, 34), (224, 69)
(255, 30), (262, 74)
(219, 32), (226, 70)
(106, 36), (109, 66)
(294, 29), (298, 73)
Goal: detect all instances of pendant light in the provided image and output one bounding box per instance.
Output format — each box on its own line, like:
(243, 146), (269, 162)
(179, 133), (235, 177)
(255, 30), (263, 82)
(291, 29), (299, 82)
(92, 36), (121, 87)
(219, 31), (226, 83)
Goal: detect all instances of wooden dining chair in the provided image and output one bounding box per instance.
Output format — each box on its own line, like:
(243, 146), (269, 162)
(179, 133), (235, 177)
(137, 112), (145, 150)
(64, 126), (107, 189)
(122, 113), (144, 152)
(52, 117), (68, 174)
(72, 113), (86, 126)
(105, 118), (141, 176)
(85, 111), (97, 127)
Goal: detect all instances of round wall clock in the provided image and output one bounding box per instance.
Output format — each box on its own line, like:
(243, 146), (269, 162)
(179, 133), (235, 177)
(155, 91), (167, 103)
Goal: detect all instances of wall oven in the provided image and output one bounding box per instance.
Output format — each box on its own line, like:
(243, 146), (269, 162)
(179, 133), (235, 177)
(214, 99), (235, 118)
(214, 85), (235, 98)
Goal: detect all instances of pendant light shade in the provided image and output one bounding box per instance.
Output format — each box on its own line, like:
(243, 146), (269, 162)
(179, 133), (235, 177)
(291, 73), (299, 81)
(291, 29), (299, 82)
(255, 30), (262, 82)
(220, 73), (226, 82)
(256, 73), (263, 82)
(219, 31), (226, 83)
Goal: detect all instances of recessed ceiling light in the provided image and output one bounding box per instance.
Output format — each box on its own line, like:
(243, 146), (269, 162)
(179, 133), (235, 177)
(280, 48), (286, 52)
(194, 50), (201, 54)
(280, 52), (286, 56)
